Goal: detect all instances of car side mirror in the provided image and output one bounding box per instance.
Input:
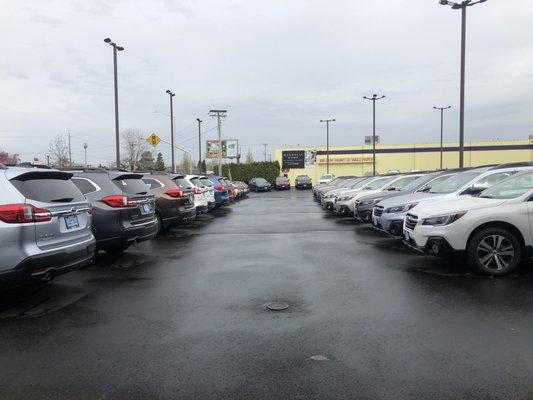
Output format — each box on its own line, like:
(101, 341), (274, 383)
(387, 187), (396, 191)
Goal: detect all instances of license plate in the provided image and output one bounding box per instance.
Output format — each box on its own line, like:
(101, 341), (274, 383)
(404, 231), (410, 241)
(142, 203), (152, 213)
(65, 215), (79, 230)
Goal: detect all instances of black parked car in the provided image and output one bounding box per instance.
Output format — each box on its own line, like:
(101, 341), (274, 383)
(248, 177), (271, 192)
(295, 175), (312, 189)
(70, 169), (158, 254)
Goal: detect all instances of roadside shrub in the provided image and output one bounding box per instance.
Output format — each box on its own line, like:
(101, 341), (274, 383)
(222, 161), (280, 184)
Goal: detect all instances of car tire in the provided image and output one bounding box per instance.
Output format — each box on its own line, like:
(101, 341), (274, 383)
(467, 227), (522, 276)
(155, 213), (163, 237)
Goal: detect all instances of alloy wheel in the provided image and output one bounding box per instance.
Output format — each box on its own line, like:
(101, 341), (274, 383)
(476, 234), (515, 272)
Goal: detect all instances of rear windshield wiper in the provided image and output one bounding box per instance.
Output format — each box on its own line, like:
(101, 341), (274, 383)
(50, 197), (74, 203)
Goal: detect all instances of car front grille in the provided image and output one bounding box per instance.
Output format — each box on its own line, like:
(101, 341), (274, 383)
(404, 213), (418, 230)
(373, 206), (384, 217)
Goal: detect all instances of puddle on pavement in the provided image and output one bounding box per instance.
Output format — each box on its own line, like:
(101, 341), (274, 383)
(0, 284), (88, 319)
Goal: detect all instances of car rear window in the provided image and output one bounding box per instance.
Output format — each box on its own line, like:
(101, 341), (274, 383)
(200, 178), (213, 187)
(72, 177), (100, 194)
(11, 177), (85, 203)
(113, 178), (150, 195)
(190, 177), (205, 187)
(174, 177), (192, 190)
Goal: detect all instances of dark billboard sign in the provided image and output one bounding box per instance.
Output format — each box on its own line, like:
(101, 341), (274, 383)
(282, 150), (305, 169)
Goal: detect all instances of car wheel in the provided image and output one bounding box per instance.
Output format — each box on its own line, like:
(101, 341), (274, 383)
(467, 227), (522, 276)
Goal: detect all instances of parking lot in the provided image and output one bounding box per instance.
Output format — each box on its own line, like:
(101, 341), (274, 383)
(1, 189), (533, 400)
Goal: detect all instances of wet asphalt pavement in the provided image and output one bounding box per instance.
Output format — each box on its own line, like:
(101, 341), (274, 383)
(1, 189), (533, 399)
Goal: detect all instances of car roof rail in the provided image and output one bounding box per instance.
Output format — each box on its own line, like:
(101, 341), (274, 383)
(488, 161), (533, 170)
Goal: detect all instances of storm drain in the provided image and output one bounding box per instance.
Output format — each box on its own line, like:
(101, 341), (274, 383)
(266, 302), (289, 311)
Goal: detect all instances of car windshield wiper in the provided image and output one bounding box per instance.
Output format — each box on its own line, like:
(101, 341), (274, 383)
(50, 197), (74, 202)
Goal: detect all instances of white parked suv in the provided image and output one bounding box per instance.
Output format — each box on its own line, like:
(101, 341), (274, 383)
(317, 173), (335, 184)
(184, 174), (209, 215)
(403, 170), (533, 276)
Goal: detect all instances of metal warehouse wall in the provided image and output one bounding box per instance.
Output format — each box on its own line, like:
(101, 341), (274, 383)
(275, 139), (533, 182)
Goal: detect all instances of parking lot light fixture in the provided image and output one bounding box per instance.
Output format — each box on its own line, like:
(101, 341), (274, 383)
(103, 37), (124, 169)
(363, 94), (386, 176)
(433, 106), (452, 169)
(320, 119), (335, 174)
(438, 0), (488, 167)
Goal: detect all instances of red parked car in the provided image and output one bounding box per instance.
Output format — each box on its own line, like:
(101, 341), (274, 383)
(275, 176), (290, 190)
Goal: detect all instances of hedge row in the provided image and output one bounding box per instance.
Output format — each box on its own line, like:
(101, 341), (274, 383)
(221, 161), (281, 184)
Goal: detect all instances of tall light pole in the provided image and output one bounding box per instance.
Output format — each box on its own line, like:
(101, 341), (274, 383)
(83, 143), (88, 166)
(166, 90), (176, 173)
(319, 119), (335, 174)
(104, 38), (124, 168)
(433, 106), (452, 169)
(439, 0), (487, 167)
(209, 110), (227, 175)
(363, 94), (386, 176)
(197, 118), (202, 170)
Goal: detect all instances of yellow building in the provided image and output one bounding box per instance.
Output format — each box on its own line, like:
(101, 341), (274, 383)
(275, 138), (533, 182)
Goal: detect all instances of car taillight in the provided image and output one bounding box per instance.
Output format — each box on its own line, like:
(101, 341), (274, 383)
(0, 204), (52, 223)
(165, 188), (184, 198)
(215, 185), (224, 191)
(101, 195), (137, 208)
(193, 187), (202, 195)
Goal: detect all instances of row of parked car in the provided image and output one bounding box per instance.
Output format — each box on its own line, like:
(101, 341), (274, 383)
(0, 164), (249, 288)
(313, 162), (533, 276)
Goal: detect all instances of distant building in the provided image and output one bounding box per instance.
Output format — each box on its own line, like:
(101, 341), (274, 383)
(275, 137), (533, 182)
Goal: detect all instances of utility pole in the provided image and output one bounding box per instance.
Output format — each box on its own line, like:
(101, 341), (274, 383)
(46, 154), (50, 166)
(433, 106), (452, 169)
(166, 90), (176, 173)
(104, 38), (124, 169)
(83, 142), (88, 166)
(363, 94), (386, 176)
(209, 110), (227, 175)
(197, 118), (202, 169)
(68, 130), (72, 167)
(263, 143), (268, 162)
(439, 0), (487, 167)
(319, 119), (335, 174)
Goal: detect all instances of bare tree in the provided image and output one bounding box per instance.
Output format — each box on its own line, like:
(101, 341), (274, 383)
(121, 129), (148, 171)
(245, 147), (254, 164)
(48, 134), (69, 167)
(179, 153), (192, 173)
(0, 149), (20, 165)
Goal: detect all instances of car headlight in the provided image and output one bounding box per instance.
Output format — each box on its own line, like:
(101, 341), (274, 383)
(338, 195), (354, 202)
(422, 212), (467, 226)
(360, 197), (383, 206)
(385, 202), (418, 214)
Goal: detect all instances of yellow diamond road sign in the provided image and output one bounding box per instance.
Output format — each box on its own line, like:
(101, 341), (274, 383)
(147, 133), (161, 148)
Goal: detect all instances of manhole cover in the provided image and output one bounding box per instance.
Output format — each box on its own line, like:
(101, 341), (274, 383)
(266, 302), (289, 311)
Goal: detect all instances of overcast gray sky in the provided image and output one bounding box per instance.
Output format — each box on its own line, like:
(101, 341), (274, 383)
(1, 0), (532, 165)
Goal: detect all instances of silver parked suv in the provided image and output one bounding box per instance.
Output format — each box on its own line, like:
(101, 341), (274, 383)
(0, 164), (96, 287)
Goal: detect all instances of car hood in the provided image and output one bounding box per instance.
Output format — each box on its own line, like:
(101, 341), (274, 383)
(334, 187), (368, 197)
(357, 189), (410, 203)
(377, 191), (442, 208)
(411, 196), (507, 218)
(324, 187), (354, 197)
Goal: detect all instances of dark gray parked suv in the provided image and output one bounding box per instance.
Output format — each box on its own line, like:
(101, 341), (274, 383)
(70, 169), (157, 254)
(0, 165), (95, 287)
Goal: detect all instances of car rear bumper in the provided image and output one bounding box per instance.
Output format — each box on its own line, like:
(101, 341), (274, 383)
(1, 236), (96, 288)
(96, 218), (157, 250)
(296, 183), (312, 189)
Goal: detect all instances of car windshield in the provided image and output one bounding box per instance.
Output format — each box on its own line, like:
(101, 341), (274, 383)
(297, 176), (310, 181)
(190, 177), (205, 187)
(479, 172), (533, 199)
(384, 175), (421, 190)
(365, 176), (397, 190)
(199, 178), (213, 187)
(256, 178), (268, 184)
(113, 178), (150, 195)
(428, 171), (479, 194)
(400, 174), (434, 192)
(174, 177), (192, 189)
(415, 173), (456, 192)
(276, 177), (289, 182)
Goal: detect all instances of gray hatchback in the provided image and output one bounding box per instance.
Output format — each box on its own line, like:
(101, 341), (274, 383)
(0, 165), (96, 287)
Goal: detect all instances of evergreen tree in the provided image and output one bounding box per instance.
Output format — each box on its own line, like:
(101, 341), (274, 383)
(154, 152), (165, 171)
(138, 151), (155, 170)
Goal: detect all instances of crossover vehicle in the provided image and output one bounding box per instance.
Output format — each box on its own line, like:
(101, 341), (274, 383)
(332, 175), (400, 214)
(402, 170), (533, 276)
(141, 172), (196, 233)
(315, 176), (358, 201)
(376, 164), (533, 236)
(207, 175), (229, 207)
(184, 174), (209, 214)
(369, 170), (461, 235)
(295, 175), (312, 189)
(1, 165), (95, 287)
(321, 177), (370, 210)
(198, 175), (217, 209)
(318, 173), (335, 184)
(249, 177), (272, 192)
(70, 169), (157, 253)
(353, 173), (424, 222)
(275, 176), (291, 190)
(220, 177), (238, 201)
